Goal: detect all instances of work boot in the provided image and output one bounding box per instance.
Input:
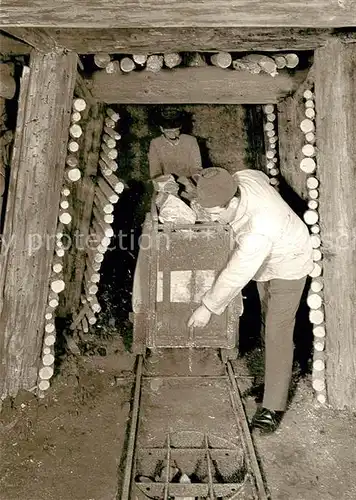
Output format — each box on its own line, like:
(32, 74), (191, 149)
(251, 407), (283, 433)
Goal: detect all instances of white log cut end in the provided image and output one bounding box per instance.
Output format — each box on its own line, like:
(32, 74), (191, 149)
(309, 308), (324, 325)
(311, 277), (323, 292)
(314, 339), (325, 352)
(69, 123), (83, 139)
(44, 334), (56, 346)
(39, 366), (54, 380)
(272, 55), (287, 69)
(73, 98), (87, 112)
(133, 55), (147, 65)
(68, 140), (79, 153)
(94, 53), (111, 69)
(307, 293), (323, 310)
(309, 262), (322, 278)
(51, 279), (65, 294)
(146, 55), (164, 73)
(210, 52), (232, 69)
(106, 108), (120, 122)
(306, 176), (319, 189)
(164, 53), (182, 69)
(38, 380), (50, 391)
(312, 378), (325, 392)
(284, 53), (299, 68)
(308, 189), (319, 200)
(120, 57), (136, 73)
(313, 325), (326, 338)
(71, 111), (81, 123)
(303, 89), (314, 100)
(300, 119), (315, 134)
(305, 132), (315, 143)
(300, 157), (316, 174)
(311, 224), (320, 234)
(310, 235), (321, 249)
(59, 211), (72, 225)
(305, 108), (316, 119)
(302, 144), (316, 157)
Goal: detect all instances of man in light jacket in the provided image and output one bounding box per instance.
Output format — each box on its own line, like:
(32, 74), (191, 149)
(188, 167), (313, 432)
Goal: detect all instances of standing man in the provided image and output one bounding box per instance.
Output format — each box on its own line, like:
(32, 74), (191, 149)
(148, 108), (202, 179)
(188, 167), (313, 432)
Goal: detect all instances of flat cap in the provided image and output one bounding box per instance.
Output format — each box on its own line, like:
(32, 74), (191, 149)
(196, 167), (238, 208)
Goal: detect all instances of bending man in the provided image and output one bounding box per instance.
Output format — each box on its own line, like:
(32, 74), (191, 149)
(188, 167), (313, 432)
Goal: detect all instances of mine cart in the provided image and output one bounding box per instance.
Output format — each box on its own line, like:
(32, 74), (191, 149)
(131, 202), (242, 359)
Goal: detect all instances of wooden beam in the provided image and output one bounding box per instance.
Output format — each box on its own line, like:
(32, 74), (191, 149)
(0, 50), (77, 399)
(90, 66), (307, 104)
(5, 28), (356, 53)
(0, 31), (32, 54)
(58, 103), (104, 318)
(314, 40), (356, 410)
(1, 1), (355, 28)
(2, 28), (58, 52)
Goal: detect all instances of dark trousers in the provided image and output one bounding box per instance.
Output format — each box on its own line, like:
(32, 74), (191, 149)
(256, 277), (307, 411)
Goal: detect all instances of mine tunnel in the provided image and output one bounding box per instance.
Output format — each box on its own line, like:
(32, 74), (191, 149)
(1, 22), (356, 500)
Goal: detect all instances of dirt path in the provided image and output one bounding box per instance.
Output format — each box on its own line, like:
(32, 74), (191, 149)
(252, 380), (356, 500)
(1, 346), (355, 500)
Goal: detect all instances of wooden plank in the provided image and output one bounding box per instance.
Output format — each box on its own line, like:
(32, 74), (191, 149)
(314, 40), (356, 410)
(244, 105), (265, 172)
(1, 28), (57, 52)
(0, 50), (77, 399)
(90, 66), (307, 104)
(1, 1), (355, 28)
(7, 27), (356, 53)
(58, 103), (104, 317)
(0, 31), (32, 54)
(75, 71), (95, 106)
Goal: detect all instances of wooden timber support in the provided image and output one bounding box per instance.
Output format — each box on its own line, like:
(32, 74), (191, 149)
(58, 100), (104, 317)
(1, 1), (355, 28)
(0, 50), (77, 399)
(90, 66), (308, 104)
(314, 40), (356, 409)
(1, 28), (58, 53)
(0, 30), (32, 55)
(2, 28), (355, 53)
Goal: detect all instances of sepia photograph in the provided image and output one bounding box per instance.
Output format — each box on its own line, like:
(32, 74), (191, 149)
(0, 2), (355, 500)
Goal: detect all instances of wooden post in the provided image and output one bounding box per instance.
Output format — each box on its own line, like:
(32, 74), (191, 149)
(314, 40), (356, 409)
(0, 51), (77, 399)
(58, 101), (104, 317)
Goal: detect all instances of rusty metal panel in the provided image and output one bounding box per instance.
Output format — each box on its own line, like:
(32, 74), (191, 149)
(149, 224), (239, 348)
(133, 219), (241, 350)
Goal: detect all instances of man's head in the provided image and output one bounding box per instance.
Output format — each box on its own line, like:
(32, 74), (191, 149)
(157, 109), (184, 140)
(195, 167), (239, 223)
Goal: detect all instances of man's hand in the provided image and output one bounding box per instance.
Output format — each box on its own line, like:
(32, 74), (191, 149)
(187, 304), (212, 328)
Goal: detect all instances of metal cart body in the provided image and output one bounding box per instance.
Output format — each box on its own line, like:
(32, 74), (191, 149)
(132, 206), (242, 354)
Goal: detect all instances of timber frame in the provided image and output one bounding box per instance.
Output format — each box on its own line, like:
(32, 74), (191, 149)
(0, 7), (356, 409)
